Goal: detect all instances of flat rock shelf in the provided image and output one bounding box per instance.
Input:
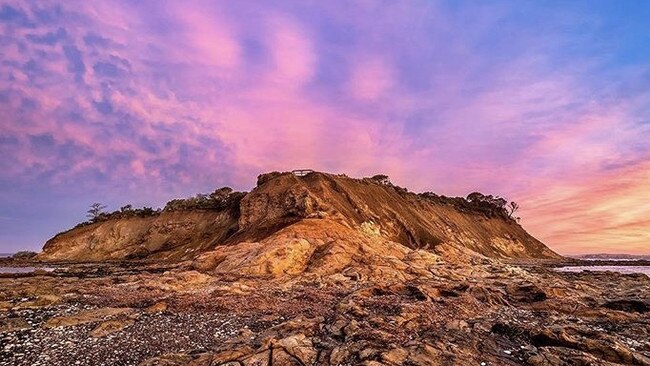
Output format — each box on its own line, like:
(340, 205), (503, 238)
(1, 261), (649, 366)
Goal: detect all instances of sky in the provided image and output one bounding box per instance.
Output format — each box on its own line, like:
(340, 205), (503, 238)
(1, 1), (649, 255)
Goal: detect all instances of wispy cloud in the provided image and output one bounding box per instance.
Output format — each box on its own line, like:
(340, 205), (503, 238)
(1, 0), (649, 253)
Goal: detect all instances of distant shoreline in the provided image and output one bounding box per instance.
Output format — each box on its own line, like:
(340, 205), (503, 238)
(569, 253), (650, 260)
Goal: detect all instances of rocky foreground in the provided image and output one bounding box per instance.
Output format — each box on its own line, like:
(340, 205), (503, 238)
(1, 260), (649, 366)
(5, 172), (648, 365)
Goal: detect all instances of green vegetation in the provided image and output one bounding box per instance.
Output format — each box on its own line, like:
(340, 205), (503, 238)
(420, 191), (519, 221)
(369, 174), (391, 185)
(71, 186), (245, 230)
(86, 202), (107, 221)
(364, 173), (520, 221)
(164, 187), (245, 211)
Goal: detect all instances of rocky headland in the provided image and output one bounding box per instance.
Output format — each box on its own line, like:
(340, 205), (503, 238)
(1, 171), (648, 365)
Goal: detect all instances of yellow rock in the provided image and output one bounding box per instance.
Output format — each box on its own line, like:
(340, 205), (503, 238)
(145, 301), (167, 314)
(44, 307), (134, 328)
(90, 319), (134, 337)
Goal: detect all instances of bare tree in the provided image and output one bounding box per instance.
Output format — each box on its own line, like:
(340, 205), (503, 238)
(87, 202), (107, 221)
(507, 201), (520, 219)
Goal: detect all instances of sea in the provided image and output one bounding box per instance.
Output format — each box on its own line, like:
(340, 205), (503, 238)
(0, 267), (56, 274)
(0, 252), (57, 273)
(1, 253), (648, 275)
(556, 265), (650, 276)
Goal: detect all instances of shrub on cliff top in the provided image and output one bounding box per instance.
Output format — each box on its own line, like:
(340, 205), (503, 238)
(419, 191), (519, 221)
(164, 187), (244, 211)
(87, 202), (107, 222)
(369, 174), (391, 185)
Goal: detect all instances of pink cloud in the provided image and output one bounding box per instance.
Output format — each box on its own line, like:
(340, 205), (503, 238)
(173, 6), (242, 70)
(520, 158), (650, 255)
(265, 15), (316, 86)
(2, 1), (649, 254)
(348, 58), (395, 100)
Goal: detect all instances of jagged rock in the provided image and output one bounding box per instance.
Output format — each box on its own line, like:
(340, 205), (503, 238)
(2, 259), (649, 365)
(241, 349), (270, 366)
(381, 347), (409, 364)
(506, 282), (547, 303)
(272, 334), (318, 364)
(209, 347), (255, 364)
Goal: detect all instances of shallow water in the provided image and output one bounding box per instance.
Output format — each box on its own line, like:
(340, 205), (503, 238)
(582, 258), (639, 261)
(0, 267), (55, 274)
(556, 265), (650, 276)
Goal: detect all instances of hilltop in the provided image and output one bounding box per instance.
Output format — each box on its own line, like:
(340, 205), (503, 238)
(38, 171), (559, 272)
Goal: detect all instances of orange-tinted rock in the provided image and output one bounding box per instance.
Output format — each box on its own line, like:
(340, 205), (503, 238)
(90, 319), (134, 337)
(44, 307), (134, 328)
(38, 171), (559, 264)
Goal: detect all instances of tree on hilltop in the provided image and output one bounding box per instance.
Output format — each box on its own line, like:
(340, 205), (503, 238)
(507, 201), (520, 221)
(87, 202), (107, 221)
(370, 174), (391, 185)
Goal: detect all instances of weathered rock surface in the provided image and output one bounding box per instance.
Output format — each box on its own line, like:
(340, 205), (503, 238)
(38, 210), (239, 262)
(10, 171), (643, 365)
(1, 263), (648, 366)
(44, 307), (134, 328)
(39, 171), (559, 264)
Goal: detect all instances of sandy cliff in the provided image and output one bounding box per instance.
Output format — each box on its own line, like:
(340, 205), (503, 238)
(39, 210), (240, 262)
(38, 171), (560, 265)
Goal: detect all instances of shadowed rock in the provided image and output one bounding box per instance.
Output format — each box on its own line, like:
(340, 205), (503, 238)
(602, 299), (649, 313)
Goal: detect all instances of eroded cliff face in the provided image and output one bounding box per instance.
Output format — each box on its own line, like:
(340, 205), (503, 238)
(38, 210), (239, 262)
(238, 172), (557, 258)
(38, 171), (560, 265)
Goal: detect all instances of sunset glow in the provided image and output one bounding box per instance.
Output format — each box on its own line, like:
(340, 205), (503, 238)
(1, 1), (649, 254)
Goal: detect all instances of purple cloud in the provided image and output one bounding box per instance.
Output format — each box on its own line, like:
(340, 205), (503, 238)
(1, 1), (649, 254)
